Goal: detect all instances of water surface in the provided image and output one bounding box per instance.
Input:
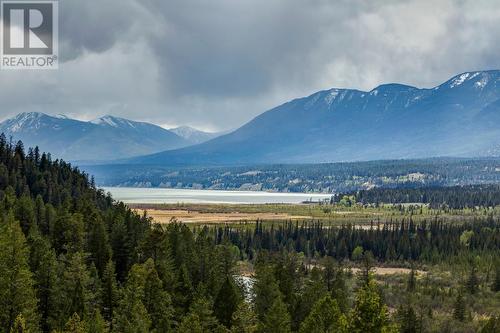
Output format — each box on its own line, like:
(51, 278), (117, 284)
(102, 187), (332, 204)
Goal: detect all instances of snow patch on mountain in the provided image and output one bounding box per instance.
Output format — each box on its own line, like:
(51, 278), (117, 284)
(5, 112), (45, 132)
(91, 115), (139, 129)
(170, 126), (221, 144)
(324, 89), (339, 105)
(475, 76), (489, 89)
(450, 73), (470, 88)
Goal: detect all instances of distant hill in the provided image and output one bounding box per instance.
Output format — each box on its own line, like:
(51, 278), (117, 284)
(0, 113), (190, 161)
(82, 157), (500, 192)
(170, 126), (221, 144)
(125, 70), (500, 165)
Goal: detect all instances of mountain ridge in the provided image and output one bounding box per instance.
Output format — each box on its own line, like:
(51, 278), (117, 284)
(0, 112), (190, 161)
(122, 70), (500, 166)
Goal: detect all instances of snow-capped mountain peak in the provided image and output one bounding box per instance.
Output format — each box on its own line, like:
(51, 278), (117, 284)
(2, 112), (48, 133)
(90, 115), (137, 128)
(0, 113), (191, 161)
(444, 70), (499, 90)
(170, 126), (221, 144)
(170, 126), (201, 138)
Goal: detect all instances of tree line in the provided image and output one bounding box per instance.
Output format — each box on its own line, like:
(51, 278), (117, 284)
(334, 184), (500, 209)
(215, 218), (500, 263)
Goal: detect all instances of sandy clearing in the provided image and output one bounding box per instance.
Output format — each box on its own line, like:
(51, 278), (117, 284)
(305, 263), (426, 276)
(351, 267), (426, 275)
(135, 208), (311, 224)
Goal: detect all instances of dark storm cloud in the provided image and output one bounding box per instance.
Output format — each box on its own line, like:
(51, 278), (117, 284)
(143, 0), (354, 98)
(0, 0), (499, 131)
(58, 0), (146, 60)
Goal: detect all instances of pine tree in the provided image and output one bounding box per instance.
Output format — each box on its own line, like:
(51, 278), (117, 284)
(177, 312), (203, 333)
(142, 259), (174, 332)
(113, 301), (151, 333)
(491, 266), (500, 293)
(14, 194), (35, 236)
(34, 195), (47, 234)
(407, 268), (416, 292)
(113, 263), (152, 333)
(86, 212), (112, 277)
(180, 297), (222, 332)
(28, 229), (58, 332)
(352, 246), (364, 262)
(87, 264), (104, 320)
(349, 279), (391, 333)
(139, 224), (175, 288)
(63, 313), (86, 333)
(273, 253), (300, 313)
(231, 302), (258, 333)
(258, 296), (291, 333)
(299, 295), (347, 333)
(322, 258), (348, 313)
(87, 309), (108, 333)
(172, 264), (194, 315)
(358, 251), (375, 287)
(52, 211), (85, 254)
(56, 252), (94, 325)
(0, 214), (40, 332)
(214, 276), (240, 328)
(295, 268), (327, 328)
(466, 262), (479, 294)
(453, 291), (466, 322)
(102, 260), (119, 323)
(10, 314), (27, 333)
(254, 267), (282, 321)
(398, 303), (420, 333)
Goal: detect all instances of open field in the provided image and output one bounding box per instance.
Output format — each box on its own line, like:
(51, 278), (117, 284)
(237, 260), (426, 278)
(129, 202), (497, 225)
(130, 203), (387, 224)
(351, 267), (426, 276)
(132, 208), (309, 224)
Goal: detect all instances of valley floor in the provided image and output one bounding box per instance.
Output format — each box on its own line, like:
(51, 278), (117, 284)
(129, 202), (495, 226)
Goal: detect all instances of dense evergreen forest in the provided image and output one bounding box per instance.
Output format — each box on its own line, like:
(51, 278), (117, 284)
(0, 136), (499, 332)
(334, 185), (500, 209)
(216, 218), (500, 263)
(84, 158), (500, 193)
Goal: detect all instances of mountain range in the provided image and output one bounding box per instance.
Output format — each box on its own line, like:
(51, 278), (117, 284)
(2, 70), (500, 166)
(122, 70), (500, 165)
(0, 114), (217, 161)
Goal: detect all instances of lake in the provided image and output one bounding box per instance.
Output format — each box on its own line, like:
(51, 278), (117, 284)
(102, 187), (332, 204)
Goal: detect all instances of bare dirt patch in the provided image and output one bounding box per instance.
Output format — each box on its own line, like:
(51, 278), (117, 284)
(351, 267), (426, 276)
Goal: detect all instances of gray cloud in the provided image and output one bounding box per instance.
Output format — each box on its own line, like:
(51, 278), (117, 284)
(0, 0), (499, 131)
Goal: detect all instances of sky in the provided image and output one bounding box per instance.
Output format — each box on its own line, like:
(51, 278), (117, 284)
(1, 0), (500, 132)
